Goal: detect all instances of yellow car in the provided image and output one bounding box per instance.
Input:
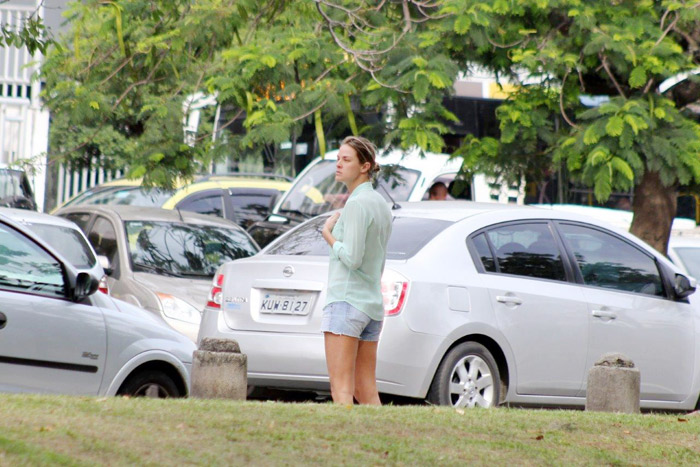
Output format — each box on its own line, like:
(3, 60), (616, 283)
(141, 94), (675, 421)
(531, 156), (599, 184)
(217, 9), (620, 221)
(55, 174), (292, 230)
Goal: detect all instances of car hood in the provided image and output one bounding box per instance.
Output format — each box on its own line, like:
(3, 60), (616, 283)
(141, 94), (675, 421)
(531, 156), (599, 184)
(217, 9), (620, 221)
(133, 272), (211, 310)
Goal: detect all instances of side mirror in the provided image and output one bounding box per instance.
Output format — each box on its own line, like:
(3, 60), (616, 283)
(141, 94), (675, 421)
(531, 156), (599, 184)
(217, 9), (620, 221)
(267, 214), (290, 224)
(97, 255), (113, 276)
(68, 271), (100, 302)
(674, 273), (696, 300)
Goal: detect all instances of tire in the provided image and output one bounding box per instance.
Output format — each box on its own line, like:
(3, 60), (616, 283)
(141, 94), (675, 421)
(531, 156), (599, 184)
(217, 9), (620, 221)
(118, 370), (182, 398)
(427, 342), (501, 408)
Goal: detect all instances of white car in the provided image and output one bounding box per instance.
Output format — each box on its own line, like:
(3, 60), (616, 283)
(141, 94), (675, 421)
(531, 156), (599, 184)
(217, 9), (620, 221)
(0, 212), (196, 397)
(669, 232), (700, 279)
(0, 207), (109, 294)
(199, 201), (700, 410)
(247, 147), (525, 247)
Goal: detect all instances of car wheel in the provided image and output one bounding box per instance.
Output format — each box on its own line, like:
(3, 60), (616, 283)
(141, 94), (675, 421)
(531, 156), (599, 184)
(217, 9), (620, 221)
(118, 370), (182, 398)
(427, 342), (500, 408)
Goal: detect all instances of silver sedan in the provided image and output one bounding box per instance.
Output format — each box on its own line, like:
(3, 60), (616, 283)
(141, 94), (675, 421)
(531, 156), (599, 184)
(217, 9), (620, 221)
(0, 212), (195, 397)
(199, 201), (700, 410)
(54, 205), (259, 341)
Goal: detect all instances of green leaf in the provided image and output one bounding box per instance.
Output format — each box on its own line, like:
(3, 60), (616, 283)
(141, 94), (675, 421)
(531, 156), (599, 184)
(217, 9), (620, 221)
(89, 101), (99, 110)
(412, 57), (428, 68)
(629, 67), (647, 88)
(454, 15), (472, 35)
(654, 107), (666, 119)
(427, 72), (449, 88)
(605, 116), (624, 137)
(610, 157), (634, 181)
(129, 165), (147, 179)
(593, 166), (613, 202)
(583, 125), (601, 145)
(260, 55), (277, 67)
(148, 152), (165, 163)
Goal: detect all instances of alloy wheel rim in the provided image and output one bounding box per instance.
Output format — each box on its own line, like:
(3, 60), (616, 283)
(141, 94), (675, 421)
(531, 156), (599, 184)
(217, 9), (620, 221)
(135, 383), (170, 398)
(448, 355), (495, 408)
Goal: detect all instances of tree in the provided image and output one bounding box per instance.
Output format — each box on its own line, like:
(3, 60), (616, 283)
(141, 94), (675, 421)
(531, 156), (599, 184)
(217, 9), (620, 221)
(42, 1), (387, 187)
(0, 0), (51, 55)
(315, 0), (700, 254)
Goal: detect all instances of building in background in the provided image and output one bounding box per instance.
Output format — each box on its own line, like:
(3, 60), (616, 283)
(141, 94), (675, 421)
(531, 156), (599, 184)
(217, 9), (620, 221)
(0, 0), (67, 211)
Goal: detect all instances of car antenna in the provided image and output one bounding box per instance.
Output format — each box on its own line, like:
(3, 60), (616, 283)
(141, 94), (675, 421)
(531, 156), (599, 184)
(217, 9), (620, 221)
(377, 182), (401, 210)
(176, 207), (184, 222)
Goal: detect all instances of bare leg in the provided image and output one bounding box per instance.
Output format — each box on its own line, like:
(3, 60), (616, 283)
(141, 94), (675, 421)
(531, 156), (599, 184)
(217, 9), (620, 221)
(324, 332), (359, 405)
(353, 340), (381, 405)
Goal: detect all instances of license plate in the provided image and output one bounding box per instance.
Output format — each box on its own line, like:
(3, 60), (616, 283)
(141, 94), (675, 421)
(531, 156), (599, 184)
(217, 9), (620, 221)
(260, 292), (312, 315)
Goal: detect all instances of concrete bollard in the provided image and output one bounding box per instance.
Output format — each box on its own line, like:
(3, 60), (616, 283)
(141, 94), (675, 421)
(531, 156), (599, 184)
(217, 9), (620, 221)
(585, 353), (640, 413)
(190, 338), (247, 399)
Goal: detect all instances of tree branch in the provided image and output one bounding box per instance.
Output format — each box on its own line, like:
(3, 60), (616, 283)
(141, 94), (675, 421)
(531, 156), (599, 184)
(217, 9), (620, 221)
(599, 53), (627, 99)
(560, 70), (580, 129)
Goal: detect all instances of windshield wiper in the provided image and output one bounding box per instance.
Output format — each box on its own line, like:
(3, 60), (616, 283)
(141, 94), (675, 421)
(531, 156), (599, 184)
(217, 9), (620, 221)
(132, 263), (183, 278)
(278, 208), (312, 219)
(178, 271), (213, 278)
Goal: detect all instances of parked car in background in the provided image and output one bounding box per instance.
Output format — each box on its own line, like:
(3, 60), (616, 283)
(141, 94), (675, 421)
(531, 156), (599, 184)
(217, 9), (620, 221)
(247, 148), (524, 247)
(55, 205), (260, 342)
(54, 176), (180, 210)
(0, 207), (109, 294)
(159, 174), (292, 229)
(200, 201), (700, 411)
(0, 166), (36, 210)
(668, 231), (700, 280)
(0, 212), (195, 397)
(54, 173), (292, 229)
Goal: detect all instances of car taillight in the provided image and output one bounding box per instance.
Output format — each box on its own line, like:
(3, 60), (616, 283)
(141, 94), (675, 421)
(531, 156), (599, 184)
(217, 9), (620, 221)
(381, 269), (409, 316)
(98, 275), (109, 295)
(206, 273), (224, 309)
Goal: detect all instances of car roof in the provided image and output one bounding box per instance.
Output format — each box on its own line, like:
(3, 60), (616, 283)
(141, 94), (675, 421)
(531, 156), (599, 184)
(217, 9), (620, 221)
(391, 201), (530, 222)
(57, 204), (245, 228)
(320, 147), (463, 173)
(0, 207), (80, 229)
(161, 179), (292, 209)
(533, 204), (697, 231)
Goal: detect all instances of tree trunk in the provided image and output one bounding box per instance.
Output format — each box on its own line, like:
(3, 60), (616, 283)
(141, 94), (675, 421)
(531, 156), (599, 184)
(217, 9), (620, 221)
(629, 171), (677, 255)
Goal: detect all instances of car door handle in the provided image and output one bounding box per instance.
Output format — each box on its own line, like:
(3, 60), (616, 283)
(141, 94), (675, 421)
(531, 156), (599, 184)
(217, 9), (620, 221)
(496, 295), (522, 306)
(592, 310), (617, 320)
(0, 311), (6, 329)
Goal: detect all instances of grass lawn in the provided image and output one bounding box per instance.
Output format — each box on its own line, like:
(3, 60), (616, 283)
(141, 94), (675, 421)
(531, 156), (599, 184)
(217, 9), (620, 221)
(0, 394), (698, 465)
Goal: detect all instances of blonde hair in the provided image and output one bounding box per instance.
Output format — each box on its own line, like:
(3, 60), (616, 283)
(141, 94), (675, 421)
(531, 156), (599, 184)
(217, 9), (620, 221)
(341, 136), (380, 176)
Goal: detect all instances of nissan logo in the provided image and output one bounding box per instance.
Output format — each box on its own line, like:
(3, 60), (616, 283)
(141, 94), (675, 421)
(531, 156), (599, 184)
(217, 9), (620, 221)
(282, 266), (294, 277)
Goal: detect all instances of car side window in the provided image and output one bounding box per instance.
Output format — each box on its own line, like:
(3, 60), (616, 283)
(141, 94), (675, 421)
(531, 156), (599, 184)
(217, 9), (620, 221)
(177, 194), (224, 218)
(471, 233), (496, 272)
(88, 216), (120, 272)
(485, 223), (566, 281)
(228, 189), (276, 227)
(0, 222), (66, 299)
(557, 223), (664, 297)
(62, 213), (91, 233)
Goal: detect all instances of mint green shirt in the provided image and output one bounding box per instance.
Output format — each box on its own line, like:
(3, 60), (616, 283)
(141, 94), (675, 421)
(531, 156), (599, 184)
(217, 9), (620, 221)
(325, 182), (393, 321)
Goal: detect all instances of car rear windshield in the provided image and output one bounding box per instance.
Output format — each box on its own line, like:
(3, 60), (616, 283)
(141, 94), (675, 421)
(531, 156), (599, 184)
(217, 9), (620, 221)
(26, 222), (96, 269)
(125, 221), (259, 277)
(277, 160), (420, 219)
(265, 216), (452, 259)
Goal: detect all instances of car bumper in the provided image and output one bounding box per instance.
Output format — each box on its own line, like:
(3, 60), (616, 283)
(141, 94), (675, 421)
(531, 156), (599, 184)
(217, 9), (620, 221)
(198, 307), (443, 398)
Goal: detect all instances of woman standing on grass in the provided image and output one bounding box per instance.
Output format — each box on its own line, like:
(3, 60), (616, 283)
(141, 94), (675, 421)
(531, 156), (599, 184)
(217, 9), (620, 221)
(321, 135), (393, 406)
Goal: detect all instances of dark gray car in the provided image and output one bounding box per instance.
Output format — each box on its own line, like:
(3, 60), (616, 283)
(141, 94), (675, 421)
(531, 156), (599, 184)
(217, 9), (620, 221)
(55, 205), (259, 341)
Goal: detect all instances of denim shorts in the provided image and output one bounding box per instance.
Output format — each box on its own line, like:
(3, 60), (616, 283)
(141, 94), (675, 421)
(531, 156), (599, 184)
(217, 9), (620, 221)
(321, 301), (383, 342)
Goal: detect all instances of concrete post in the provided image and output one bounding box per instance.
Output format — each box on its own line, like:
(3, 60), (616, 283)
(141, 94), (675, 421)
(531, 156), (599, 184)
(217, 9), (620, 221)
(190, 338), (247, 400)
(585, 353), (640, 414)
